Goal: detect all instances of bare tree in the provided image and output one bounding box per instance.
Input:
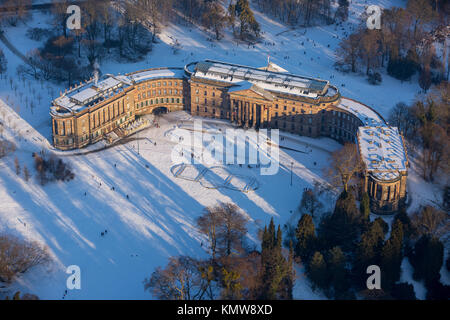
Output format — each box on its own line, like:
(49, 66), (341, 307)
(388, 102), (418, 138)
(0, 234), (50, 283)
(217, 203), (248, 256)
(299, 189), (323, 218)
(198, 202), (248, 258)
(0, 140), (16, 158)
(197, 205), (223, 260)
(143, 256), (216, 300)
(14, 156), (20, 175)
(23, 165), (31, 182)
(326, 143), (364, 192)
(335, 32), (362, 73)
(412, 205), (450, 239)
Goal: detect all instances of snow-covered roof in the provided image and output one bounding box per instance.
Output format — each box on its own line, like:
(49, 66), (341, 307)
(258, 62), (289, 73)
(357, 126), (408, 181)
(127, 68), (185, 83)
(334, 98), (407, 181)
(51, 74), (131, 115)
(51, 68), (185, 115)
(229, 81), (275, 101)
(337, 98), (384, 126)
(192, 60), (329, 97)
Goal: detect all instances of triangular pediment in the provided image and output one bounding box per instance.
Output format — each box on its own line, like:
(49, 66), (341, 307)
(228, 86), (273, 101)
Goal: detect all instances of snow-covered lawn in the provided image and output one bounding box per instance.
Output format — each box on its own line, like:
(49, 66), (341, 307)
(0, 0), (445, 299)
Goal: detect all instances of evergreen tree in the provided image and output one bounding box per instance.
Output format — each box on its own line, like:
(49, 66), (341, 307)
(353, 220), (385, 289)
(308, 251), (327, 291)
(294, 214), (316, 262)
(318, 191), (364, 252)
(373, 217), (389, 236)
(326, 246), (349, 299)
(359, 192), (370, 221)
(230, 0), (260, 40)
(285, 241), (295, 300)
(410, 235), (444, 284)
(394, 208), (414, 245)
(380, 239), (398, 291)
(260, 218), (290, 299)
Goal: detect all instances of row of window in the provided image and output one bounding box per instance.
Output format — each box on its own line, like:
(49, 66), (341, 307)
(329, 126), (355, 141)
(136, 98), (184, 109)
(136, 80), (182, 91)
(195, 106), (225, 117)
(273, 113), (314, 121)
(54, 120), (72, 136)
(137, 89), (182, 100)
(194, 97), (219, 106)
(194, 88), (217, 97)
(92, 101), (126, 129)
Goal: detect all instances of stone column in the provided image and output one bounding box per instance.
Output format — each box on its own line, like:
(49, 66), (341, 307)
(238, 100), (242, 126)
(252, 103), (256, 127)
(245, 102), (249, 127)
(373, 182), (377, 199)
(230, 100), (234, 122)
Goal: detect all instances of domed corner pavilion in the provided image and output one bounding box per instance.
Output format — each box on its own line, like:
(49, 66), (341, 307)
(357, 126), (409, 214)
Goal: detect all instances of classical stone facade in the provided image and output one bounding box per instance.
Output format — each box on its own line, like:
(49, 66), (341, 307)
(50, 60), (408, 214)
(50, 68), (187, 150)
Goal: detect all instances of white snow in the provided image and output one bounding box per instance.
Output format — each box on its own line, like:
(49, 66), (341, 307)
(358, 126), (408, 180)
(0, 0), (445, 300)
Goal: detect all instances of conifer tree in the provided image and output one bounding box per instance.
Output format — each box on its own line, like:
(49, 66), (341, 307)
(295, 214), (316, 262)
(353, 220), (385, 288)
(410, 235), (444, 284)
(230, 0), (260, 40)
(260, 218), (290, 299)
(285, 241), (295, 300)
(360, 192), (370, 221)
(318, 191), (363, 251)
(326, 246), (348, 299)
(308, 251), (327, 291)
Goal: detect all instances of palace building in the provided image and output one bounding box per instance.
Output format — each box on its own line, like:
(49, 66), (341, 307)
(50, 60), (408, 214)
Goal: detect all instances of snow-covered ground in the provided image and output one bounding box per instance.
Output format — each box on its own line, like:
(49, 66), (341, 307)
(0, 0), (446, 299)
